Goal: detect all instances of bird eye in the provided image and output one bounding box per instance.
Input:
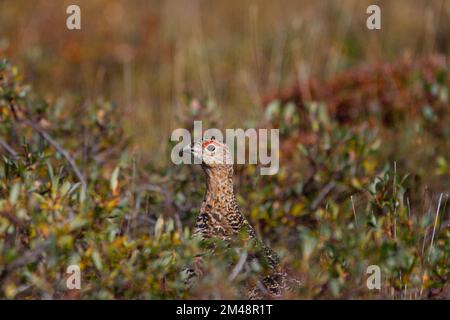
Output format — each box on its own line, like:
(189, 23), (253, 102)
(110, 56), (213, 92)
(206, 144), (216, 152)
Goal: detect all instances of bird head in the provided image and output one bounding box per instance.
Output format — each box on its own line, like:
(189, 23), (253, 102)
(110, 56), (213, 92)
(183, 137), (233, 168)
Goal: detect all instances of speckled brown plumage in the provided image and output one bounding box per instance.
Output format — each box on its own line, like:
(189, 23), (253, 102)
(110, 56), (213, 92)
(184, 138), (295, 299)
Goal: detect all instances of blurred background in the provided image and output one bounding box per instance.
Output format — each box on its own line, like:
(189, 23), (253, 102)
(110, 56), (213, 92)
(1, 0), (448, 161)
(0, 0), (449, 299)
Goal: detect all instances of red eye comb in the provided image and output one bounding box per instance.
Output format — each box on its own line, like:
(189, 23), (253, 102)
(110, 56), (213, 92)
(202, 140), (219, 148)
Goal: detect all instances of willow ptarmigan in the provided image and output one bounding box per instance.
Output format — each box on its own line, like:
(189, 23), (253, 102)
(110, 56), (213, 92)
(183, 137), (295, 299)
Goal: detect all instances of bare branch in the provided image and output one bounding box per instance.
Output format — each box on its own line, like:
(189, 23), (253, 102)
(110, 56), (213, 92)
(0, 211), (28, 228)
(310, 182), (336, 211)
(0, 243), (46, 286)
(0, 136), (18, 158)
(22, 118), (87, 191)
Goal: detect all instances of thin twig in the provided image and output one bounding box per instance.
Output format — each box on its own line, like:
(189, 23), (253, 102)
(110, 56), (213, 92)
(393, 161), (397, 240)
(428, 193), (443, 260)
(310, 182), (336, 211)
(407, 197), (411, 217)
(126, 192), (142, 237)
(0, 211), (28, 228)
(0, 243), (46, 285)
(22, 118), (87, 191)
(351, 195), (358, 226)
(0, 136), (18, 158)
(228, 252), (248, 281)
(9, 102), (87, 190)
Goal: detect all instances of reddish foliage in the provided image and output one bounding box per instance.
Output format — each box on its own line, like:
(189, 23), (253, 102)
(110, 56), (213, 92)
(262, 55), (448, 125)
(262, 55), (448, 161)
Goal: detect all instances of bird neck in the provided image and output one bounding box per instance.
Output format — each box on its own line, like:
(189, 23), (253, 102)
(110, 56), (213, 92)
(202, 165), (237, 213)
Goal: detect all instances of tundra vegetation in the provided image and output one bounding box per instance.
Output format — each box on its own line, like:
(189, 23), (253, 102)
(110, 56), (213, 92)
(0, 0), (448, 299)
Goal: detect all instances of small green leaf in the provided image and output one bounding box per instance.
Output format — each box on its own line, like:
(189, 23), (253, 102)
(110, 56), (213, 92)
(154, 215), (164, 240)
(60, 181), (71, 197)
(110, 166), (120, 193)
(92, 250), (103, 271)
(9, 183), (20, 205)
(69, 216), (88, 231)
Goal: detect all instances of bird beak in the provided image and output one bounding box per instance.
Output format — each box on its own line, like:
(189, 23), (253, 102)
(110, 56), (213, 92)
(182, 144), (193, 155)
(182, 142), (202, 164)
